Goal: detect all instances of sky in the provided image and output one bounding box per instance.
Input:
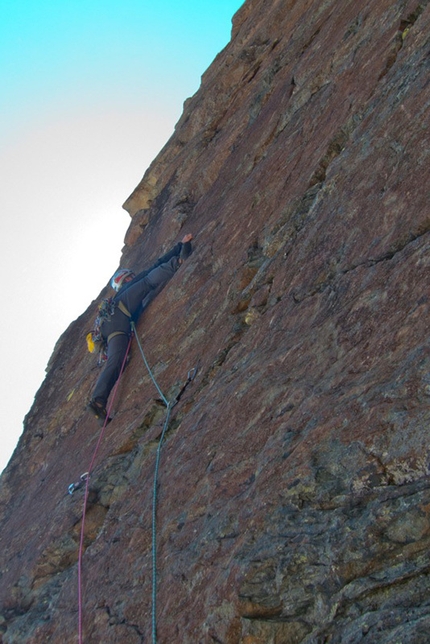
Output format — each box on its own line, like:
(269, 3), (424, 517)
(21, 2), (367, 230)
(0, 0), (244, 475)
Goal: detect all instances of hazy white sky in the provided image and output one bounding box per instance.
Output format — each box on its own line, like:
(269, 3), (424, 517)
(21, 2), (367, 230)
(0, 0), (243, 474)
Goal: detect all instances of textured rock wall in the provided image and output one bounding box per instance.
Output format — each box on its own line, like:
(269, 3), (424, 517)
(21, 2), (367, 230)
(1, 0), (430, 642)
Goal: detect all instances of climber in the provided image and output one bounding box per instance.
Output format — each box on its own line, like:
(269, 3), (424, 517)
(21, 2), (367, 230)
(88, 234), (193, 421)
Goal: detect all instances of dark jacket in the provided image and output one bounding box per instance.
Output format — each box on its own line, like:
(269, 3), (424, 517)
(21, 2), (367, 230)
(100, 242), (185, 341)
(91, 240), (191, 406)
(116, 242), (182, 300)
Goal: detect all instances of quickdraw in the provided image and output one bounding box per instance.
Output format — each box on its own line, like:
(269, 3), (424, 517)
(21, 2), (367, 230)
(68, 472), (90, 495)
(171, 367), (197, 408)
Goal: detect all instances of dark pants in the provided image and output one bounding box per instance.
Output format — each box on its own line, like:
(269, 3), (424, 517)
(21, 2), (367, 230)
(91, 257), (179, 406)
(92, 333), (131, 405)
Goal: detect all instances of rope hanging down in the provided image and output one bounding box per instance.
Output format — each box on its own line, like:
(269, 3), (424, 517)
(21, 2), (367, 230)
(71, 323), (195, 644)
(131, 322), (196, 644)
(75, 334), (133, 644)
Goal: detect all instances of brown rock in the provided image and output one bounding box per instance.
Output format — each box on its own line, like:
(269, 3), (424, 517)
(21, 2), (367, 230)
(1, 0), (430, 642)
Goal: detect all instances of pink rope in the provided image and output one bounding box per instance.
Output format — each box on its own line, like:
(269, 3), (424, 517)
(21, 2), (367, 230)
(77, 335), (133, 643)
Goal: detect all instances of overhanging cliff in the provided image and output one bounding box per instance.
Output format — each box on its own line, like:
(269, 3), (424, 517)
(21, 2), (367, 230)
(1, 0), (430, 642)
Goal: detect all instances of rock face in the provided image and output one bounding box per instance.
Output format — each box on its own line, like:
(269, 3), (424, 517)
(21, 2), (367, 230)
(1, 0), (430, 642)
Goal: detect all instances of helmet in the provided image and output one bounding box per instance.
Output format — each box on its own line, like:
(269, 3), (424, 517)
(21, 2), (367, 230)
(111, 268), (135, 291)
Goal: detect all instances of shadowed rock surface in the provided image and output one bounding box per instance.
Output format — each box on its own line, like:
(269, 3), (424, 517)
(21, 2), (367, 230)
(1, 0), (430, 642)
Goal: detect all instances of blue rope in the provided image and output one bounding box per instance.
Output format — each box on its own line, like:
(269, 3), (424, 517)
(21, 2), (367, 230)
(132, 324), (196, 643)
(132, 322), (169, 407)
(131, 322), (170, 644)
(151, 402), (172, 643)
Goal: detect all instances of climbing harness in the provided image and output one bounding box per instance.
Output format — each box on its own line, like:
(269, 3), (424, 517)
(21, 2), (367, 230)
(85, 298), (116, 355)
(86, 298), (132, 365)
(71, 322), (196, 644)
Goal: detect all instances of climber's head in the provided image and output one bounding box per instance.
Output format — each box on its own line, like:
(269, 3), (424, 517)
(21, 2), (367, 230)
(111, 268), (135, 292)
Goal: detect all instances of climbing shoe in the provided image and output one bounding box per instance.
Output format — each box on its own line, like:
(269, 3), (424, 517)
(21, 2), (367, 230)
(88, 398), (109, 421)
(179, 240), (192, 262)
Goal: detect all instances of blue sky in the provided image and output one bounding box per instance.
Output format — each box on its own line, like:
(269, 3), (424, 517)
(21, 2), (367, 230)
(0, 0), (243, 474)
(2, 1), (242, 138)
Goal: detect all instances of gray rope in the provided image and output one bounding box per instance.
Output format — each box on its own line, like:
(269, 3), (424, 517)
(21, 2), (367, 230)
(131, 322), (170, 644)
(151, 403), (172, 644)
(132, 322), (169, 407)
